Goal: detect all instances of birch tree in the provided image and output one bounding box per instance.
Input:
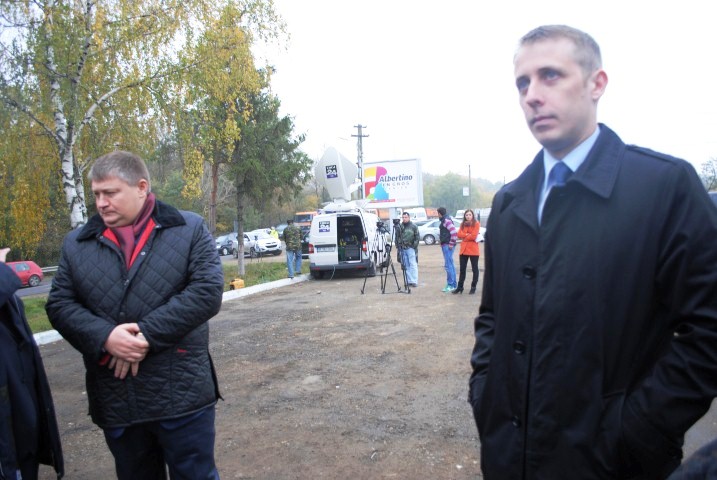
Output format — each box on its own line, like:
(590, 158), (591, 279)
(0, 0), (282, 228)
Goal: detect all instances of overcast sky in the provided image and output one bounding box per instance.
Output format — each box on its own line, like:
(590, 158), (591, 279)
(254, 0), (717, 184)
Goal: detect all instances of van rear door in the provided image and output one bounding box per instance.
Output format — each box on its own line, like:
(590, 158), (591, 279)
(309, 214), (338, 266)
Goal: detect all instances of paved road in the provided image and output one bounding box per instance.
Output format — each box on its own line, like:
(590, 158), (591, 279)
(16, 279), (52, 297)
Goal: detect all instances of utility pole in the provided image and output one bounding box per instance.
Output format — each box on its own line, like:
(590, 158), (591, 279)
(468, 164), (472, 208)
(352, 124), (368, 199)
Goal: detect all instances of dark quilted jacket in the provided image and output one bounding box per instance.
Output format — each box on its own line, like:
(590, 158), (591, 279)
(46, 201), (224, 428)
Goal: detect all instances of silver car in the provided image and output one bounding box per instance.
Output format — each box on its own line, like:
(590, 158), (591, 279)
(417, 219), (484, 245)
(233, 230), (282, 258)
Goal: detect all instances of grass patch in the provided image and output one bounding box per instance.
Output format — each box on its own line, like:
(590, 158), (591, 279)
(222, 259), (308, 290)
(21, 296), (53, 333)
(24, 260), (309, 334)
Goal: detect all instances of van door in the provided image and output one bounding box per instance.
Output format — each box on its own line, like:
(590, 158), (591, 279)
(309, 214), (338, 266)
(336, 214), (365, 262)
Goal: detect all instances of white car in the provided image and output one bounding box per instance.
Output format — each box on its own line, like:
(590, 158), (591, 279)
(232, 230), (282, 258)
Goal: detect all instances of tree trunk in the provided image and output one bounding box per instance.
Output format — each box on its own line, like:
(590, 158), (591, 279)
(236, 178), (246, 277)
(209, 161), (219, 235)
(61, 147), (88, 229)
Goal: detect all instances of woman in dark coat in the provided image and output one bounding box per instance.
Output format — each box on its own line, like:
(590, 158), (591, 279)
(0, 247), (63, 480)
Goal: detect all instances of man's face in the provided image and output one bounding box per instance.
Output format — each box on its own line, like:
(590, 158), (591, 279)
(402, 214), (410, 224)
(92, 176), (149, 227)
(514, 37), (607, 159)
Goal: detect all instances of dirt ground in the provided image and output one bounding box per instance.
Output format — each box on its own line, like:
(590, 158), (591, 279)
(38, 245), (485, 479)
(36, 244), (717, 479)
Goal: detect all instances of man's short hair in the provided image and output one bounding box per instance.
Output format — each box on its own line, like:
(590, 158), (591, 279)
(437, 207), (447, 216)
(518, 25), (602, 77)
(402, 212), (410, 217)
(88, 150), (151, 190)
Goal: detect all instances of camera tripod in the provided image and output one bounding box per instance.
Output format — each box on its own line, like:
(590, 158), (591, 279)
(361, 221), (411, 294)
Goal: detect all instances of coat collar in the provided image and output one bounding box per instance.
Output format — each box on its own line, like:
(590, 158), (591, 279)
(501, 124), (625, 227)
(77, 199), (186, 241)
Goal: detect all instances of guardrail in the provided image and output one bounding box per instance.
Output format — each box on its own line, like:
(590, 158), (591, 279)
(41, 266), (58, 273)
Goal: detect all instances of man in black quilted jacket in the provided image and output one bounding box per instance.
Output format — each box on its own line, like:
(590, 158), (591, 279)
(46, 151), (225, 480)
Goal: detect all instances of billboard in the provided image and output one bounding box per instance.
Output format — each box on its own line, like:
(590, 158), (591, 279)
(363, 158), (423, 209)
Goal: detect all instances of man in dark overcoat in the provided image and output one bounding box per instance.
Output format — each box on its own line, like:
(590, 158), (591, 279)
(469, 25), (717, 479)
(1, 248), (63, 479)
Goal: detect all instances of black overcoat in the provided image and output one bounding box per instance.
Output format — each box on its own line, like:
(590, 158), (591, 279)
(469, 125), (717, 479)
(0, 263), (63, 479)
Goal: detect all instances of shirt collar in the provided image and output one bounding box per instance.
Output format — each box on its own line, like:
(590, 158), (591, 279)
(542, 125), (601, 183)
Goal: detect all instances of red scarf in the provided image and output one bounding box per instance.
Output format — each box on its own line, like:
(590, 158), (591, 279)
(108, 193), (156, 269)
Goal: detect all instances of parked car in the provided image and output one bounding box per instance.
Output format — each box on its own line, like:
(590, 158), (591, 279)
(8, 260), (44, 287)
(417, 218), (481, 245)
(275, 223), (288, 237)
(215, 233), (236, 256)
(233, 230), (283, 258)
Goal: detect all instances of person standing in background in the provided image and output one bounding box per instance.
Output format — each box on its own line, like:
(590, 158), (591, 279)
(437, 207), (457, 292)
(1, 247), (64, 480)
(454, 209), (480, 294)
(283, 219), (302, 279)
(397, 212), (419, 287)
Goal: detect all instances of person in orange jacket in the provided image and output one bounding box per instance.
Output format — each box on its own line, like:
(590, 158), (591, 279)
(454, 209), (481, 294)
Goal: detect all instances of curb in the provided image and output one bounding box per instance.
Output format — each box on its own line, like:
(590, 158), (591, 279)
(33, 274), (309, 346)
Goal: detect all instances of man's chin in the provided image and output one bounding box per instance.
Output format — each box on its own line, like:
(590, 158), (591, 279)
(100, 215), (126, 228)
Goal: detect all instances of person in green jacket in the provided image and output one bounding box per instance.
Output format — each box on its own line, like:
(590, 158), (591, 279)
(283, 219), (302, 278)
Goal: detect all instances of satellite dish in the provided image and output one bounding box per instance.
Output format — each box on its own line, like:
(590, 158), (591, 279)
(315, 147), (358, 202)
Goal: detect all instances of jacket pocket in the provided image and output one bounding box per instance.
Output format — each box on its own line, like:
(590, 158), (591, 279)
(595, 391), (638, 477)
(621, 397), (682, 477)
(468, 375), (486, 432)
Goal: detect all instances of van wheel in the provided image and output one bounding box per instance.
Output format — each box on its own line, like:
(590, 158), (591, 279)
(311, 270), (324, 280)
(250, 247), (258, 258)
(423, 234), (436, 245)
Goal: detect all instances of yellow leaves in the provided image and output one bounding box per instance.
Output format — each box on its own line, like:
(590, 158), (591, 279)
(2, 129), (52, 258)
(181, 148), (205, 199)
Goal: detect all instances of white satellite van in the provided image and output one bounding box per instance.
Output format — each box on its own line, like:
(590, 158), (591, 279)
(308, 146), (391, 279)
(308, 203), (389, 279)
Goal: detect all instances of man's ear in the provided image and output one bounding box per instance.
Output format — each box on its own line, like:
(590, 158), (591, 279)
(137, 179), (150, 197)
(590, 69), (608, 101)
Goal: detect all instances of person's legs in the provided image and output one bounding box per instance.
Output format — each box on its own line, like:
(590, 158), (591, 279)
(457, 254), (468, 289)
(104, 425), (167, 480)
(286, 250), (296, 278)
(157, 408), (219, 480)
(441, 245), (456, 290)
(469, 255), (480, 292)
(403, 247), (417, 284)
(294, 250), (302, 275)
(447, 247), (456, 288)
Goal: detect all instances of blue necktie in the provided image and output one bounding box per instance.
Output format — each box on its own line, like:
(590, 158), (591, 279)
(548, 161), (572, 188)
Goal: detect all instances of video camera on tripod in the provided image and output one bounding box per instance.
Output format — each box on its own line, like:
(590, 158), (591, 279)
(361, 217), (410, 294)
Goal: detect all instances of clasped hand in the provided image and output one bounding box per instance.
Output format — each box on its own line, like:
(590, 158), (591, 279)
(104, 323), (149, 380)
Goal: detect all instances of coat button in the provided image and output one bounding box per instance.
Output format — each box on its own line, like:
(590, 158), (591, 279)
(522, 266), (536, 279)
(512, 416), (521, 428)
(513, 341), (526, 354)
